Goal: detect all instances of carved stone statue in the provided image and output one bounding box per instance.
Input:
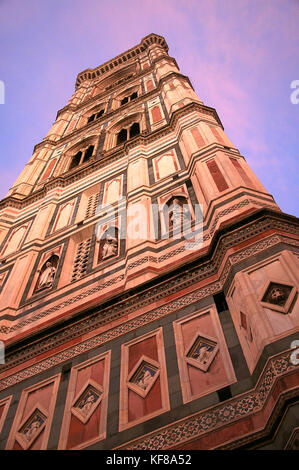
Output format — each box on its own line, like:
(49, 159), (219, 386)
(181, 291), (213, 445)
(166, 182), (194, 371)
(136, 368), (153, 390)
(38, 261), (56, 290)
(169, 198), (190, 231)
(24, 419), (41, 441)
(102, 235), (118, 260)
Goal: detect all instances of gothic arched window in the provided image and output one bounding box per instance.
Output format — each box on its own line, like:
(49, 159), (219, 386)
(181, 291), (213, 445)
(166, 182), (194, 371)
(117, 128), (128, 145)
(120, 96), (129, 106)
(98, 227), (119, 263)
(82, 145), (94, 163)
(69, 151), (82, 170)
(120, 91), (138, 106)
(129, 122), (140, 139)
(88, 109), (104, 123)
(96, 109), (104, 118)
(69, 145), (94, 170)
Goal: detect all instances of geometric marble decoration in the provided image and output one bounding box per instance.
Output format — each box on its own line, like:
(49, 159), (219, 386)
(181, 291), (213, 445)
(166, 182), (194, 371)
(127, 355), (160, 398)
(260, 279), (297, 314)
(15, 405), (48, 450)
(71, 238), (92, 283)
(185, 332), (219, 372)
(71, 379), (103, 424)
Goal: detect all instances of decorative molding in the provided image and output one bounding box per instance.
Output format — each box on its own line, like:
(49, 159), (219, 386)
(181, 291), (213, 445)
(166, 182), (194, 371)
(75, 34), (169, 88)
(2, 210), (296, 334)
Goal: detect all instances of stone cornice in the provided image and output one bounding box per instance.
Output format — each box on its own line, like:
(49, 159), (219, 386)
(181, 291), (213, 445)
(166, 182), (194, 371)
(75, 33), (169, 89)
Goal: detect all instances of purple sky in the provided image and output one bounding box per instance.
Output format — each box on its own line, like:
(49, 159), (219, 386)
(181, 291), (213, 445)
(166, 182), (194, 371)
(0, 0), (298, 216)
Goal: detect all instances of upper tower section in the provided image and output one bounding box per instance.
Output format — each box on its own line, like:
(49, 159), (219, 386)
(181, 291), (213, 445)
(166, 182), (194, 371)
(75, 33), (169, 89)
(2, 33), (205, 201)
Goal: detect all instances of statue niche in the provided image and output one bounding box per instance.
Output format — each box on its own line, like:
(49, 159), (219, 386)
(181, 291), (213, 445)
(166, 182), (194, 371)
(34, 254), (59, 293)
(98, 227), (119, 263)
(165, 196), (191, 237)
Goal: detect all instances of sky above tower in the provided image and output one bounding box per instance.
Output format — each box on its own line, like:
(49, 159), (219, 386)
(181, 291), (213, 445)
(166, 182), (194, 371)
(0, 0), (298, 216)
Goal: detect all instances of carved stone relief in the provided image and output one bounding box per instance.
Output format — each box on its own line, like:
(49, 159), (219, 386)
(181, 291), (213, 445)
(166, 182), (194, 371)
(185, 333), (219, 372)
(71, 380), (103, 424)
(98, 226), (119, 263)
(16, 406), (48, 450)
(127, 355), (160, 398)
(260, 279), (297, 314)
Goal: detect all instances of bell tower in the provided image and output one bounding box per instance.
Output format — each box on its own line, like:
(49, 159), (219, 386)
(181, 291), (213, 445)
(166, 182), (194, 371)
(0, 34), (298, 451)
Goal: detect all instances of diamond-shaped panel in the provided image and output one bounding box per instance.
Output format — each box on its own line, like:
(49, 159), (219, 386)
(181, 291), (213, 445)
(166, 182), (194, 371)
(71, 381), (102, 424)
(185, 334), (219, 372)
(131, 362), (158, 391)
(16, 407), (47, 450)
(127, 355), (160, 398)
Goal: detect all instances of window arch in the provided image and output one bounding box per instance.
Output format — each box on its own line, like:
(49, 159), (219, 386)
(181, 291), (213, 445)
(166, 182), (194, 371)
(113, 83), (140, 111)
(87, 108), (105, 123)
(82, 144), (94, 162)
(105, 111), (145, 150)
(116, 122), (140, 146)
(69, 145), (94, 170)
(120, 91), (138, 106)
(69, 151), (82, 170)
(117, 128), (128, 145)
(98, 226), (119, 263)
(129, 122), (140, 138)
(120, 96), (129, 106)
(120, 90), (138, 106)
